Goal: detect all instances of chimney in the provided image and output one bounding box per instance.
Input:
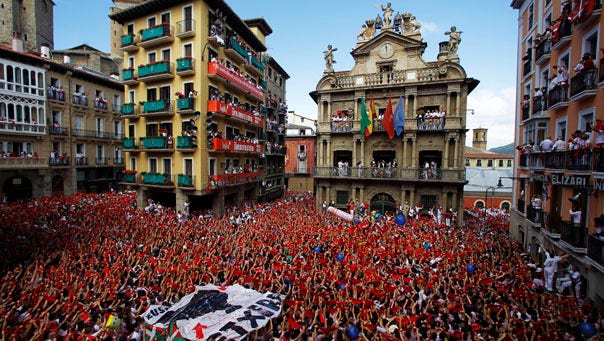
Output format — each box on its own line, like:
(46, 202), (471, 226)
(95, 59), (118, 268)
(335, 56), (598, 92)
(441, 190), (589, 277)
(12, 32), (24, 52)
(472, 128), (488, 151)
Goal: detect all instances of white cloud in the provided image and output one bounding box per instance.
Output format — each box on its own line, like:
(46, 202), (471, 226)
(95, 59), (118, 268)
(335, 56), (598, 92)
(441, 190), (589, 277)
(467, 87), (517, 149)
(420, 21), (439, 33)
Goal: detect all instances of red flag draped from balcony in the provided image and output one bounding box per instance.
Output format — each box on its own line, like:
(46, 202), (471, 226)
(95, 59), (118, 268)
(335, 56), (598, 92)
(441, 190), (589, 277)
(383, 96), (395, 139)
(572, 0), (595, 24)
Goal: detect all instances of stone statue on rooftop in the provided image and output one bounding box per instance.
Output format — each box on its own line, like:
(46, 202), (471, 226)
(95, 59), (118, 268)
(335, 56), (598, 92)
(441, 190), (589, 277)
(380, 3), (394, 28)
(445, 26), (463, 57)
(323, 44), (337, 73)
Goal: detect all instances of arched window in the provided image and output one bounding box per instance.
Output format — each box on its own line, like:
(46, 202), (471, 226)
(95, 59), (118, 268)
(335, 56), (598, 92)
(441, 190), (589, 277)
(24, 106), (30, 123)
(37, 72), (44, 95)
(14, 67), (21, 92)
(7, 103), (14, 120)
(16, 105), (22, 122)
(22, 68), (29, 93)
(475, 200), (485, 208)
(501, 202), (511, 211)
(6, 65), (13, 90)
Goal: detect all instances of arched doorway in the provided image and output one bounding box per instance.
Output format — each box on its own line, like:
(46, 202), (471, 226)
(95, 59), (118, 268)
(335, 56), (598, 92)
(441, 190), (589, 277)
(2, 176), (33, 202)
(370, 193), (396, 215)
(52, 175), (64, 196)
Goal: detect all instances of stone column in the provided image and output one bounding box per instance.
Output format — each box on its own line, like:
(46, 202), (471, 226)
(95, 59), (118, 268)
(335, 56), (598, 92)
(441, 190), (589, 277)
(402, 138), (407, 167)
(176, 190), (187, 213)
(453, 138), (459, 167)
(411, 138), (417, 168)
(360, 139), (365, 165)
(443, 137), (450, 169)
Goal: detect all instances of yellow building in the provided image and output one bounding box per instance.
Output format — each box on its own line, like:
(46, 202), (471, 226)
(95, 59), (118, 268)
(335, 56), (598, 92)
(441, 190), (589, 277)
(511, 0), (604, 306)
(110, 0), (286, 215)
(312, 6), (478, 215)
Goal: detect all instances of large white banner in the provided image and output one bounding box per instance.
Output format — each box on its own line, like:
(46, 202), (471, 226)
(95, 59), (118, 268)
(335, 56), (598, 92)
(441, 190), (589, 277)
(143, 284), (284, 340)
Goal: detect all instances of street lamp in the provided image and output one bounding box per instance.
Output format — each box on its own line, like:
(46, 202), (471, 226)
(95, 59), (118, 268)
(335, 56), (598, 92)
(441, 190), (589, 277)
(497, 176), (524, 188)
(484, 186), (495, 208)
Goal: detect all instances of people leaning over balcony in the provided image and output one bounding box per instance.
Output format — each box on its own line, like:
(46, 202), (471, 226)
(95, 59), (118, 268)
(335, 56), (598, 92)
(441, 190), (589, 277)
(549, 65), (568, 91)
(593, 119), (604, 148)
(539, 136), (554, 152)
(416, 109), (446, 129)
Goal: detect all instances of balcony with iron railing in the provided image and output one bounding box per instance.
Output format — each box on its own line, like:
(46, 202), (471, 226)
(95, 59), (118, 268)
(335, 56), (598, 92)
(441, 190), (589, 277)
(573, 0), (602, 30)
(521, 103), (530, 121)
(245, 55), (265, 77)
(47, 87), (66, 102)
(95, 157), (110, 166)
(138, 23), (173, 48)
(587, 234), (604, 268)
(176, 135), (197, 152)
(140, 136), (173, 152)
(319, 117), (459, 135)
(535, 39), (551, 64)
(140, 99), (173, 117)
(551, 20), (572, 50)
(207, 170), (263, 189)
(177, 174), (195, 188)
(0, 157), (48, 169)
(207, 100), (263, 127)
(175, 19), (195, 39)
(532, 95), (548, 116)
(123, 137), (140, 151)
(543, 150), (565, 169)
(137, 61), (174, 82)
(121, 172), (138, 184)
(225, 36), (248, 65)
(313, 166), (465, 182)
(570, 68), (598, 100)
(207, 62), (264, 101)
(526, 205), (544, 226)
(176, 97), (195, 114)
(209, 138), (262, 154)
(518, 153), (528, 168)
(71, 129), (111, 140)
(122, 68), (138, 85)
(176, 57), (195, 76)
(524, 150), (593, 172)
(120, 33), (139, 52)
(114, 157), (124, 165)
(523, 60), (532, 77)
(141, 172), (174, 187)
(121, 103), (138, 119)
(49, 126), (68, 136)
(548, 84), (568, 109)
(49, 156), (70, 167)
(560, 221), (587, 252)
(72, 96), (89, 108)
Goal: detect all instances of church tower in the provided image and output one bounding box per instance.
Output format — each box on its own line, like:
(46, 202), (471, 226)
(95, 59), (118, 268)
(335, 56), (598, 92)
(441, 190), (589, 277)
(472, 128), (488, 151)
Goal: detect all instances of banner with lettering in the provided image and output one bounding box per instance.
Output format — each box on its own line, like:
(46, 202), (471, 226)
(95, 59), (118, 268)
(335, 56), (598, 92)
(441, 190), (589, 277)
(142, 284), (284, 340)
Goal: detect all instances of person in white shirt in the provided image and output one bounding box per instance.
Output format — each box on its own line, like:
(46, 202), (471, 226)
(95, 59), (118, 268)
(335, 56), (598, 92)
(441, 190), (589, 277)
(552, 136), (566, 151)
(540, 136), (554, 152)
(569, 205), (582, 227)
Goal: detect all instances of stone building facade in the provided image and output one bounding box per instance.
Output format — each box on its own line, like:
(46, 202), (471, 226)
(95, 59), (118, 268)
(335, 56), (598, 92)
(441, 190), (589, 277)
(312, 8), (478, 216)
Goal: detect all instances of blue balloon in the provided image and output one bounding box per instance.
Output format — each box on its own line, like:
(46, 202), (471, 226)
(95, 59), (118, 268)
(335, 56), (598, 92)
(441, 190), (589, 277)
(425, 243), (431, 250)
(338, 283), (346, 290)
(467, 264), (477, 273)
(314, 246), (322, 253)
(395, 214), (406, 226)
(336, 253), (345, 262)
(580, 322), (597, 337)
(353, 218), (360, 225)
(346, 325), (360, 339)
(375, 213), (383, 221)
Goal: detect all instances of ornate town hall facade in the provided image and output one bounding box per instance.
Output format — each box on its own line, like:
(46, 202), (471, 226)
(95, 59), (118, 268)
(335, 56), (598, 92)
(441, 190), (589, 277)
(312, 6), (479, 215)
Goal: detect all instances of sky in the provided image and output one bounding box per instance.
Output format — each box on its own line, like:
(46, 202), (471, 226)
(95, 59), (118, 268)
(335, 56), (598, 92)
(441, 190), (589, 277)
(54, 0), (519, 149)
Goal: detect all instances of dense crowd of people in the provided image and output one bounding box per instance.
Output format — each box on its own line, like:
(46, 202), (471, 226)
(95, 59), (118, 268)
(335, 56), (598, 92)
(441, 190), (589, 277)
(0, 192), (602, 340)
